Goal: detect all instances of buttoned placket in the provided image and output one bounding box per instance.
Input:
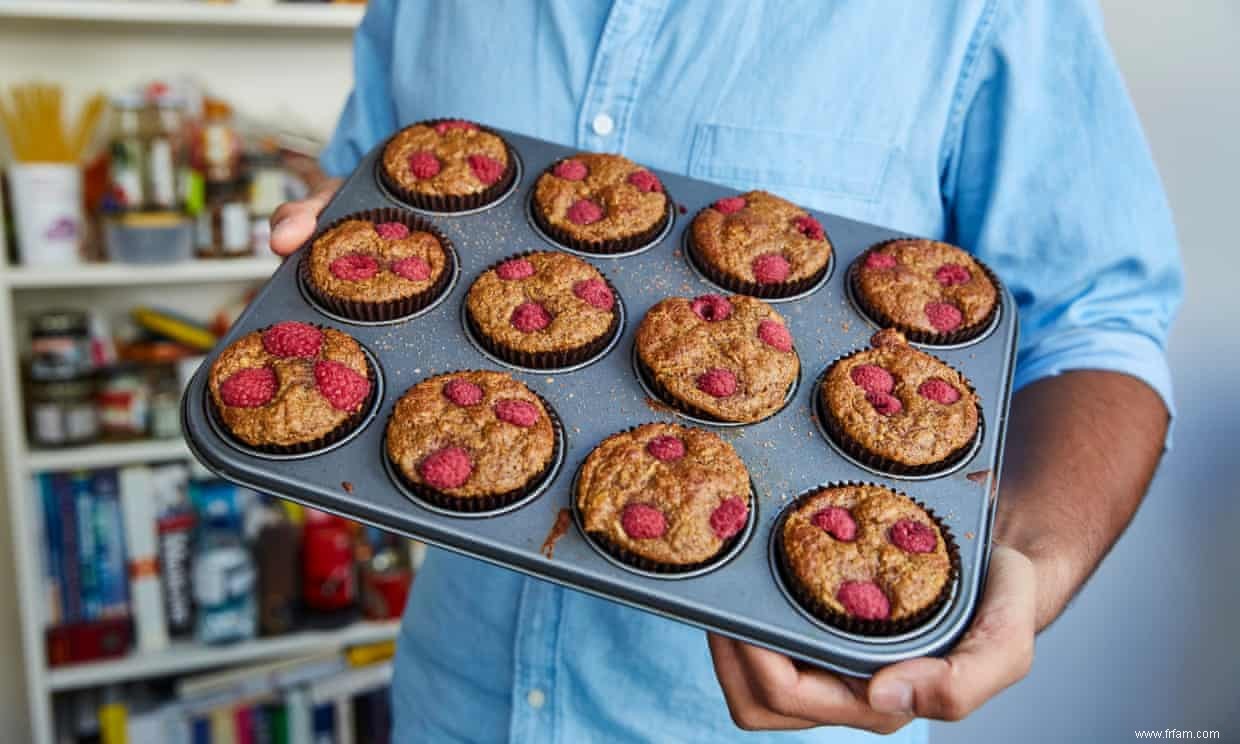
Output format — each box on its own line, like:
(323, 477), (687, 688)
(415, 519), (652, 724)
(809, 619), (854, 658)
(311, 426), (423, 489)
(507, 576), (565, 742)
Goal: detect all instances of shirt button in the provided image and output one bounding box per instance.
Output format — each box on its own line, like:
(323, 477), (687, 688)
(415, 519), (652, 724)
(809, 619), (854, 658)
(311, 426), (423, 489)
(592, 113), (615, 136)
(527, 688), (546, 709)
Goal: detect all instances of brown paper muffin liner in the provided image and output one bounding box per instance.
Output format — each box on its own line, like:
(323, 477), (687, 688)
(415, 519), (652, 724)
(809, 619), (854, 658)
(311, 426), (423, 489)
(634, 351), (798, 425)
(299, 207), (456, 323)
(848, 241), (1002, 345)
(685, 214), (832, 300)
(464, 252), (623, 370)
(209, 330), (379, 456)
(773, 483), (960, 636)
(387, 389), (564, 514)
(814, 350), (984, 477)
(377, 118), (518, 213)
(530, 165), (672, 255)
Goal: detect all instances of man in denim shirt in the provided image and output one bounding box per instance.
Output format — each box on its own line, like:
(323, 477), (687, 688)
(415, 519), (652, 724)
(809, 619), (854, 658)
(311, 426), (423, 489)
(270, 2), (1182, 741)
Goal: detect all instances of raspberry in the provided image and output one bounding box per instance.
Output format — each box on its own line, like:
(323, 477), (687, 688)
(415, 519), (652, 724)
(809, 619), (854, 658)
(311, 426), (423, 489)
(696, 368), (738, 398)
(865, 251), (897, 270)
(442, 378), (484, 407)
(418, 446), (473, 490)
(495, 258), (535, 280)
(567, 198), (604, 225)
(867, 391), (903, 416)
(375, 221), (411, 240)
(752, 253), (791, 284)
(572, 278), (614, 310)
(646, 435), (686, 461)
(812, 507), (858, 542)
(408, 151), (441, 180)
(690, 294), (732, 322)
(467, 154), (506, 185)
(918, 378), (961, 404)
(925, 301), (963, 332)
(553, 159), (587, 181)
(261, 321), (322, 358)
(890, 519), (938, 553)
(494, 399), (540, 427)
(836, 581), (890, 620)
(757, 320), (793, 352)
(219, 367), (276, 408)
(627, 170), (662, 193)
(391, 256), (431, 281)
(714, 196), (746, 214)
(793, 215), (825, 240)
(313, 360), (370, 411)
(935, 263), (972, 286)
(710, 497), (748, 540)
(329, 253), (380, 281)
(511, 301), (552, 332)
(621, 503), (667, 540)
(434, 119), (478, 135)
(850, 364), (894, 394)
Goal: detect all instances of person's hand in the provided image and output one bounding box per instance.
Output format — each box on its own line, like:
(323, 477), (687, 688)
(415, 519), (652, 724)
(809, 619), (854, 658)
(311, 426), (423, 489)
(708, 544), (1036, 732)
(268, 178), (344, 257)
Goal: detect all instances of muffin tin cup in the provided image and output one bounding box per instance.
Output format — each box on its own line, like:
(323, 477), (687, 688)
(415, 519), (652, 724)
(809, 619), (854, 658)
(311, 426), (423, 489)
(847, 243), (1003, 346)
(683, 213), (834, 301)
(770, 483), (961, 638)
(206, 334), (383, 458)
(376, 118), (521, 215)
(384, 390), (566, 516)
(633, 345), (799, 427)
(462, 252), (624, 371)
(528, 173), (675, 257)
(298, 207), (458, 324)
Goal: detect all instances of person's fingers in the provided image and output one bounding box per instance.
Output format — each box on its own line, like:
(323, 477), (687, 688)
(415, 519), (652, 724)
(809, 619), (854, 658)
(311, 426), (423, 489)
(708, 634), (819, 730)
(269, 179), (342, 256)
(869, 545), (1037, 720)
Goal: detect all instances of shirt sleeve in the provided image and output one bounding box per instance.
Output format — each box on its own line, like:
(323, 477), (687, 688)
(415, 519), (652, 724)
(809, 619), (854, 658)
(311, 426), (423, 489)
(941, 0), (1184, 424)
(319, 0), (401, 178)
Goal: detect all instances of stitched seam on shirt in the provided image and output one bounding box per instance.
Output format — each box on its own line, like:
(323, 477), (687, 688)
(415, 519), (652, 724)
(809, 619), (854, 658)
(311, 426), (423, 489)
(939, 0), (1002, 178)
(576, 1), (629, 147)
(618, 0), (669, 155)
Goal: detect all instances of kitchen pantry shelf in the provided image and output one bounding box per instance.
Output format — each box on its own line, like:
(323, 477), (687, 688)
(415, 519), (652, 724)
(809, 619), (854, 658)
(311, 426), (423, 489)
(25, 439), (192, 472)
(0, 1), (365, 30)
(46, 619), (399, 692)
(0, 257), (281, 289)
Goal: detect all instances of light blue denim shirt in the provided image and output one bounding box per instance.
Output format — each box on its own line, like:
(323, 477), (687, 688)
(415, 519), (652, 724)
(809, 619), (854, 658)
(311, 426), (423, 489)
(321, 2), (1182, 742)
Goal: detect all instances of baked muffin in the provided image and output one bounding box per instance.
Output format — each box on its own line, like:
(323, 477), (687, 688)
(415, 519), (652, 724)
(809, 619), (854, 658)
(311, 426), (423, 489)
(380, 118), (516, 212)
(818, 329), (980, 474)
(851, 238), (1000, 344)
(301, 210), (454, 321)
(385, 370), (559, 513)
(465, 251), (621, 369)
(635, 294), (798, 423)
(531, 152), (669, 254)
(688, 190), (832, 299)
(777, 483), (956, 634)
(208, 322), (374, 453)
(576, 423), (752, 572)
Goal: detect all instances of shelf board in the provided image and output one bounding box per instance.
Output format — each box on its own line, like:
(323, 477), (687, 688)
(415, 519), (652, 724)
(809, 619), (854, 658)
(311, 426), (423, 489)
(0, 1), (365, 30)
(26, 439), (192, 472)
(46, 620), (399, 692)
(2, 257), (280, 289)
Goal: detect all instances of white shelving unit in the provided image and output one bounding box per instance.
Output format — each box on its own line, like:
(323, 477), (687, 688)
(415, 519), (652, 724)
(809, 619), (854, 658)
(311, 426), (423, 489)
(0, 1), (365, 30)
(3, 258), (282, 290)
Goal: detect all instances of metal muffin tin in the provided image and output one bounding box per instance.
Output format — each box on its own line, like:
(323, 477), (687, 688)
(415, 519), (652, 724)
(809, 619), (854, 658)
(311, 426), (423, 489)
(182, 129), (1018, 677)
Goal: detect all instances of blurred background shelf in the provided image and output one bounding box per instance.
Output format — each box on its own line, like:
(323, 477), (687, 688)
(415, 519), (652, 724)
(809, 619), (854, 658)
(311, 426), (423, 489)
(0, 1), (365, 30)
(1, 258), (281, 289)
(25, 440), (191, 472)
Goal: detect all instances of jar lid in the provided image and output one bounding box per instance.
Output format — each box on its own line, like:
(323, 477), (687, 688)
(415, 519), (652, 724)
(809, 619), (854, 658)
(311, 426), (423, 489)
(31, 310), (89, 336)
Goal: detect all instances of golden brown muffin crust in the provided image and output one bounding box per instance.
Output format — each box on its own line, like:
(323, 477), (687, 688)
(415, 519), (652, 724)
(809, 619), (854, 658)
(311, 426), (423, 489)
(691, 190), (832, 285)
(381, 123), (509, 197)
(308, 219), (448, 303)
(533, 153), (667, 243)
(855, 239), (998, 335)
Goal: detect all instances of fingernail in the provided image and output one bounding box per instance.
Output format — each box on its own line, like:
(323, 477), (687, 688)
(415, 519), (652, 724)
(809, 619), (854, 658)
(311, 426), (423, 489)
(871, 680), (913, 714)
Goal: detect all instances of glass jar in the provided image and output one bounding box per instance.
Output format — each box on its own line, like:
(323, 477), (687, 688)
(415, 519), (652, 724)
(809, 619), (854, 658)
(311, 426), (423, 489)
(96, 364), (150, 441)
(147, 364), (182, 439)
(29, 309), (92, 381)
(27, 375), (98, 448)
(106, 94), (146, 210)
(196, 181), (251, 259)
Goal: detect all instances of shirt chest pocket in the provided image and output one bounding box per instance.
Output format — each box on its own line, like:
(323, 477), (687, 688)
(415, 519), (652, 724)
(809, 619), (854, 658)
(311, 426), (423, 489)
(687, 123), (893, 211)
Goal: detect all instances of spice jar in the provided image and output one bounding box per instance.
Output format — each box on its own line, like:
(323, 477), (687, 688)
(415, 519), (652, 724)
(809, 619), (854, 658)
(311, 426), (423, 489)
(195, 181), (251, 259)
(147, 364), (182, 439)
(96, 364), (150, 440)
(29, 310), (93, 381)
(27, 375), (99, 448)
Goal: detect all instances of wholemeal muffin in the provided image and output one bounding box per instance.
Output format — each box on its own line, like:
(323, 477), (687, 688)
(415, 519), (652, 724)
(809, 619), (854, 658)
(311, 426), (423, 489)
(208, 322), (374, 453)
(576, 423), (752, 572)
(380, 119), (516, 212)
(301, 211), (453, 321)
(385, 370), (559, 512)
(850, 238), (999, 344)
(635, 294), (798, 423)
(531, 152), (670, 254)
(777, 483), (956, 634)
(818, 329), (980, 474)
(688, 190), (833, 298)
(465, 251), (621, 369)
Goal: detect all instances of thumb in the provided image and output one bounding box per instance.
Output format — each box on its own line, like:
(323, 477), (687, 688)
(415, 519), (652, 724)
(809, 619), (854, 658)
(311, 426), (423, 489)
(269, 179), (342, 256)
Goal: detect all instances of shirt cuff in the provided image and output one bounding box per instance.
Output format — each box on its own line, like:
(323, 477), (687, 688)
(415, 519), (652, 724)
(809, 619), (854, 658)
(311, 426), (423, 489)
(1014, 328), (1176, 447)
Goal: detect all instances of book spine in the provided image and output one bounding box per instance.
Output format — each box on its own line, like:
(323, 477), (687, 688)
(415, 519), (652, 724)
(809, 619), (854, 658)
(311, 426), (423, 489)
(93, 469), (130, 618)
(39, 473), (63, 626)
(71, 471), (100, 620)
(119, 466), (170, 652)
(53, 472), (83, 622)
